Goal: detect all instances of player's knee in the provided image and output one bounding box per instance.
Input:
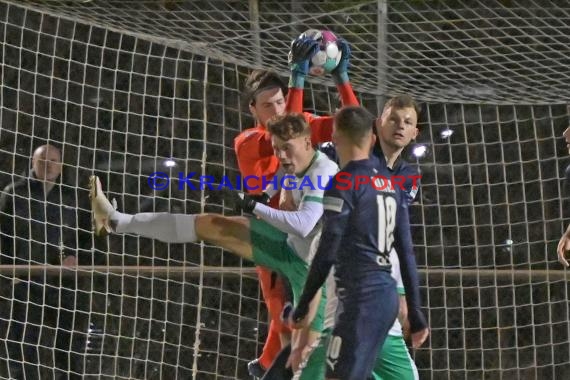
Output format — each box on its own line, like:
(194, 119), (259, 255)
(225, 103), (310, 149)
(195, 214), (217, 239)
(196, 214), (253, 258)
(196, 214), (241, 238)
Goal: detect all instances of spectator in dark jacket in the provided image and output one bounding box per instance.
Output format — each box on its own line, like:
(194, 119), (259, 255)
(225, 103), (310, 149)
(0, 144), (92, 380)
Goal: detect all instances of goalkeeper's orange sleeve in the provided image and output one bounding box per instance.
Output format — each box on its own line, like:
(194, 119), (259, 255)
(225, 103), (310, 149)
(285, 87), (304, 113)
(337, 81), (359, 106)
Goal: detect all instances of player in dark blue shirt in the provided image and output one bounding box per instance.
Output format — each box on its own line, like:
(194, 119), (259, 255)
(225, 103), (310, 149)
(372, 95), (430, 351)
(290, 106), (427, 380)
(372, 95), (422, 208)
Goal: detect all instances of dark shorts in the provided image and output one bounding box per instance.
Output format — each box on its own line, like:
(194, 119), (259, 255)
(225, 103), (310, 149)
(326, 272), (399, 380)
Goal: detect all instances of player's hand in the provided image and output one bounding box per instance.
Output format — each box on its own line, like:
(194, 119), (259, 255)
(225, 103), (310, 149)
(331, 37), (351, 83)
(288, 37), (319, 77)
(557, 224), (570, 267)
(225, 190), (269, 214)
(411, 327), (429, 348)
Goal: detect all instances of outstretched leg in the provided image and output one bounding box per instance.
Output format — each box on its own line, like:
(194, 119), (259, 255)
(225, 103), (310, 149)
(195, 214), (253, 260)
(89, 175), (254, 260)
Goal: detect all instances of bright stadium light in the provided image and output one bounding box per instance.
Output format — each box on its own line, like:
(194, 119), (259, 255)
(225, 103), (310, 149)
(440, 128), (454, 139)
(412, 144), (428, 158)
(163, 159), (177, 168)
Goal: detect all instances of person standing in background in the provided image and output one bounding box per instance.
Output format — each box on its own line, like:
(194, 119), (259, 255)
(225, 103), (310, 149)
(0, 144), (93, 379)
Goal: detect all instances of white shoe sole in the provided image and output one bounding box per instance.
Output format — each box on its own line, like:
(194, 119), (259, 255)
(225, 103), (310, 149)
(89, 175), (113, 237)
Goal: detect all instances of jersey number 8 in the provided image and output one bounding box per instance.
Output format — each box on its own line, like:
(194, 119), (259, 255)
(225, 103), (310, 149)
(377, 194), (397, 255)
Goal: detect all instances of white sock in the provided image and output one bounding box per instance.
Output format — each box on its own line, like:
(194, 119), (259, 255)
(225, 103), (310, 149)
(111, 212), (198, 243)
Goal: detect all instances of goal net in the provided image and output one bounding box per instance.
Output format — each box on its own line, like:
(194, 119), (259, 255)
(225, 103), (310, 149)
(0, 0), (569, 379)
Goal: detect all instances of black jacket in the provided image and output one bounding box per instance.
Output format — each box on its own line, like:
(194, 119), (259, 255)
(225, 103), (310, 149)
(0, 172), (92, 283)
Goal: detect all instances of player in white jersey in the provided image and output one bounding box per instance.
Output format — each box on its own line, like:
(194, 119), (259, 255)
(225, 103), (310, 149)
(90, 113), (336, 378)
(259, 147), (339, 265)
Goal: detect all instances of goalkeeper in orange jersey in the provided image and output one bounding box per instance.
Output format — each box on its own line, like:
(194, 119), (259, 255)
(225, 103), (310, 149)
(234, 35), (358, 378)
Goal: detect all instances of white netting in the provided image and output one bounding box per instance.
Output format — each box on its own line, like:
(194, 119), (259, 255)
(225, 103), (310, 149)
(0, 2), (269, 378)
(9, 0), (570, 105)
(414, 102), (570, 379)
(1, 0), (570, 379)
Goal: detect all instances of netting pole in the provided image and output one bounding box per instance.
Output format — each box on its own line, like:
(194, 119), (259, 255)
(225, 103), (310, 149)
(376, 0), (388, 110)
(190, 57), (209, 380)
(248, 0), (262, 66)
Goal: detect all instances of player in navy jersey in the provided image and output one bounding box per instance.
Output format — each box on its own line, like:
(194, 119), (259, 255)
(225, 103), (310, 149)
(373, 95), (422, 206)
(289, 106), (427, 380)
(281, 96), (427, 379)
(373, 95), (431, 350)
(286, 95), (427, 380)
(370, 95), (429, 379)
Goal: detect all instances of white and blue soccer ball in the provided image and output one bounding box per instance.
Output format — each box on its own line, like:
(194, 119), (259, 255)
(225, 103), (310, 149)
(295, 29), (342, 76)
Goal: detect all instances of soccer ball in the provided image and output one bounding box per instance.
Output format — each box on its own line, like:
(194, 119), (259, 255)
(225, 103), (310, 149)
(293, 29), (342, 76)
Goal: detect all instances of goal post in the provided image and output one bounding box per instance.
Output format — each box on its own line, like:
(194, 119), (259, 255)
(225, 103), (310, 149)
(1, 0), (570, 379)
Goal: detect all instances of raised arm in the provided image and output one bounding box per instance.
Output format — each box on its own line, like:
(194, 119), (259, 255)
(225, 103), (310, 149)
(331, 38), (359, 107)
(286, 36), (319, 113)
(289, 37), (359, 144)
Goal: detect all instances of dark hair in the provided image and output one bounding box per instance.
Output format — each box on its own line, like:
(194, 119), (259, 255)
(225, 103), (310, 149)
(334, 106), (375, 146)
(267, 113), (310, 141)
(244, 69), (288, 106)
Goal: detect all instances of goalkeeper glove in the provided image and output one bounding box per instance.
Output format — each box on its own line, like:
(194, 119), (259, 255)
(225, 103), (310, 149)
(227, 191), (270, 214)
(331, 37), (351, 84)
(288, 37), (319, 89)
